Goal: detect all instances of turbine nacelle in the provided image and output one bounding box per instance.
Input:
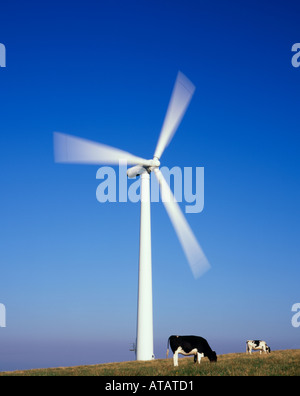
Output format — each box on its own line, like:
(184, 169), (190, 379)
(127, 157), (160, 178)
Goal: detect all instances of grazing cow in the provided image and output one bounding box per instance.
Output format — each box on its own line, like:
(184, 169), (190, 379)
(166, 335), (217, 367)
(246, 340), (271, 354)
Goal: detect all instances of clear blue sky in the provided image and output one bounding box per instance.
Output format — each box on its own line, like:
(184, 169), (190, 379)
(0, 0), (299, 371)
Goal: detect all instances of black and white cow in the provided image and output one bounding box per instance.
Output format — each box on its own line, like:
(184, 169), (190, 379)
(166, 335), (217, 367)
(246, 340), (271, 354)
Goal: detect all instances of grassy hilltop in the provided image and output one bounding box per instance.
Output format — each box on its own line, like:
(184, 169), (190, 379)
(0, 349), (299, 376)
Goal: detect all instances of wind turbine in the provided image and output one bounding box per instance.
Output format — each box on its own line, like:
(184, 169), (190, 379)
(53, 71), (210, 361)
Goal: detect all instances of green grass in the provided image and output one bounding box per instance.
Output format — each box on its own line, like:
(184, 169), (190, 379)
(0, 349), (299, 376)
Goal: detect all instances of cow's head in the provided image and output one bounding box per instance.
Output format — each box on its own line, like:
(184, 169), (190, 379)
(266, 345), (271, 353)
(208, 350), (217, 362)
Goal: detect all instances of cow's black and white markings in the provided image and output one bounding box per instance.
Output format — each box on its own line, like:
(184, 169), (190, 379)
(166, 335), (217, 367)
(246, 340), (271, 354)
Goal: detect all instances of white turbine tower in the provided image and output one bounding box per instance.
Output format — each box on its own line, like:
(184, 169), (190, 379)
(54, 71), (210, 361)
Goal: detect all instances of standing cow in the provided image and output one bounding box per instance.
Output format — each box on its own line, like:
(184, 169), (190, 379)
(246, 340), (271, 354)
(166, 335), (217, 367)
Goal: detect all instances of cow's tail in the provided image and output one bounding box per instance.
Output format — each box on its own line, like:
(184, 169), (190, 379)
(166, 337), (170, 359)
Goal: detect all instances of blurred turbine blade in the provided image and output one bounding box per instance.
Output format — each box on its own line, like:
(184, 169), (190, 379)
(154, 71), (195, 160)
(54, 132), (151, 166)
(154, 168), (210, 278)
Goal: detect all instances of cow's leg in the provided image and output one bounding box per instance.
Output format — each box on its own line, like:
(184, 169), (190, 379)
(173, 350), (179, 367)
(197, 352), (204, 364)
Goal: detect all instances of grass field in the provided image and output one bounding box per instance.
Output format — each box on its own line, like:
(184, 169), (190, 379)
(0, 349), (299, 376)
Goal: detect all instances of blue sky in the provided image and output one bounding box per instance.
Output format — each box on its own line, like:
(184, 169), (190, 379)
(0, 0), (300, 371)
